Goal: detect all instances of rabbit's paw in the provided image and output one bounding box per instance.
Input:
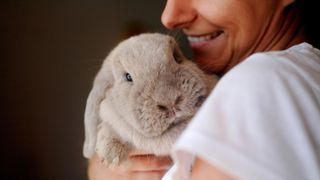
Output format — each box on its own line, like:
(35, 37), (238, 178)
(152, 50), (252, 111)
(96, 138), (130, 167)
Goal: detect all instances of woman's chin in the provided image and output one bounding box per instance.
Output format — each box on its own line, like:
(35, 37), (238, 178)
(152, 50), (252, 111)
(190, 35), (229, 73)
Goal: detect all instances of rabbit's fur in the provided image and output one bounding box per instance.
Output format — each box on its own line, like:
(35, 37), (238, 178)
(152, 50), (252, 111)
(83, 33), (218, 166)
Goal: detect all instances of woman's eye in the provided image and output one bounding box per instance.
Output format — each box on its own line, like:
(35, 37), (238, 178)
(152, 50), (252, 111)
(125, 73), (133, 82)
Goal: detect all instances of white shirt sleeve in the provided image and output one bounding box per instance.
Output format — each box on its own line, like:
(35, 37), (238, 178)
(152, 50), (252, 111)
(164, 43), (320, 180)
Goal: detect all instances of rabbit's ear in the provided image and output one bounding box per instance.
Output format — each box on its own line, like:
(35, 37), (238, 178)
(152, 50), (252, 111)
(83, 60), (113, 158)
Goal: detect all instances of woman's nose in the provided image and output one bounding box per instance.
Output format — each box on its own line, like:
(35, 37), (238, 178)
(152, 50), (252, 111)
(161, 0), (196, 29)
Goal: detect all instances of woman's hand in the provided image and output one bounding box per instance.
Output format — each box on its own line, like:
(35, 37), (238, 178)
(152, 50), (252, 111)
(88, 150), (173, 180)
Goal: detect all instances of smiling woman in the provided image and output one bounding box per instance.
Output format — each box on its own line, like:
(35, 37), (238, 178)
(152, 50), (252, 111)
(85, 0), (320, 179)
(161, 0), (305, 75)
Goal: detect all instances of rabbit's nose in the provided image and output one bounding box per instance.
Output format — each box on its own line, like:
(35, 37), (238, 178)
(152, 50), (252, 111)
(157, 96), (182, 118)
(157, 105), (180, 118)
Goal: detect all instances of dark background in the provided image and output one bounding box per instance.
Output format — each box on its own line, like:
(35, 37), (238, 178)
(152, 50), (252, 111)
(3, 1), (317, 180)
(0, 0), (189, 179)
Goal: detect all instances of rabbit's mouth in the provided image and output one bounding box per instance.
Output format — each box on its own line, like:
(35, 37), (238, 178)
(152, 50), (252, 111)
(164, 116), (191, 134)
(136, 116), (192, 138)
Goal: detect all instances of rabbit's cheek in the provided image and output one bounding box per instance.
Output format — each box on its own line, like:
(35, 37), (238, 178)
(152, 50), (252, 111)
(135, 107), (172, 137)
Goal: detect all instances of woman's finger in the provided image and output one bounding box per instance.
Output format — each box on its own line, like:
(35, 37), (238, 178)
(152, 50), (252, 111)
(129, 154), (173, 172)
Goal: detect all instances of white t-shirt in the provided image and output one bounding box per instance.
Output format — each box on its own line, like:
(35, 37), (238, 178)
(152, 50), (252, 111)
(162, 43), (320, 180)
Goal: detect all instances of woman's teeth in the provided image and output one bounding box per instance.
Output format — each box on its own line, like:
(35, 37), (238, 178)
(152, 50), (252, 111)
(187, 31), (222, 43)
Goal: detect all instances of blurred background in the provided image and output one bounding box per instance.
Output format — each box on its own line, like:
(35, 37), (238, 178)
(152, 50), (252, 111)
(0, 0), (190, 179)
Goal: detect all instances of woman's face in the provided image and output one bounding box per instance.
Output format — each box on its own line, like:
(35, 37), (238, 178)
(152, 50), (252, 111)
(161, 0), (291, 74)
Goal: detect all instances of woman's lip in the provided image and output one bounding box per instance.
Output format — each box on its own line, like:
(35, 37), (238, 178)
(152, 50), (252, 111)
(187, 31), (223, 48)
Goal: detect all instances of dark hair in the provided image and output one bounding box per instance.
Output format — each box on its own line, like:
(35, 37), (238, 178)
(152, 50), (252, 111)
(297, 0), (320, 48)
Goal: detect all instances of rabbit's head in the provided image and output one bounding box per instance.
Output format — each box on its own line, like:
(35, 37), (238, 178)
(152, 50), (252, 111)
(83, 33), (217, 158)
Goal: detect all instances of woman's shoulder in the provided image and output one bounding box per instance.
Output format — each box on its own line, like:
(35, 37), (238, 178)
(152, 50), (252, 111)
(245, 42), (320, 73)
(210, 42), (320, 104)
(218, 42), (320, 89)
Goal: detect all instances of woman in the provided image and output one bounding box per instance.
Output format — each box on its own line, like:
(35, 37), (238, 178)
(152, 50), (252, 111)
(88, 0), (320, 179)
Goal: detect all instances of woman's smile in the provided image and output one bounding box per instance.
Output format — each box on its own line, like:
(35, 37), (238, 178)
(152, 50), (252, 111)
(187, 31), (223, 45)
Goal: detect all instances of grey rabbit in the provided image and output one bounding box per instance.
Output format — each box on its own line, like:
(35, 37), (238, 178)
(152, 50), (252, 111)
(83, 33), (218, 166)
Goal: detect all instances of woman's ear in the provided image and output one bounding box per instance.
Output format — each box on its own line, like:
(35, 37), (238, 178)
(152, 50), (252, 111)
(83, 60), (114, 158)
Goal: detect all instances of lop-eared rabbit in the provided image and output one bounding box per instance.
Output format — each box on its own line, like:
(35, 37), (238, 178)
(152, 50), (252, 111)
(83, 33), (218, 166)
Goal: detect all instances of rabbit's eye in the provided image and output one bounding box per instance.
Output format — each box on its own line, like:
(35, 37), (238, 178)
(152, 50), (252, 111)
(173, 48), (182, 64)
(125, 73), (133, 82)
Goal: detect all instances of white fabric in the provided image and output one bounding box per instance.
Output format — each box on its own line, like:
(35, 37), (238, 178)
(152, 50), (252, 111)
(162, 43), (320, 180)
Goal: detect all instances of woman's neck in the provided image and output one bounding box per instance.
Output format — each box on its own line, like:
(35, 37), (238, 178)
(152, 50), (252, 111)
(255, 3), (306, 52)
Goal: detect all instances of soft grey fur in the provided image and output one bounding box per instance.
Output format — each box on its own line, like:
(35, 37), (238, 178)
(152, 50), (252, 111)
(83, 33), (218, 166)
